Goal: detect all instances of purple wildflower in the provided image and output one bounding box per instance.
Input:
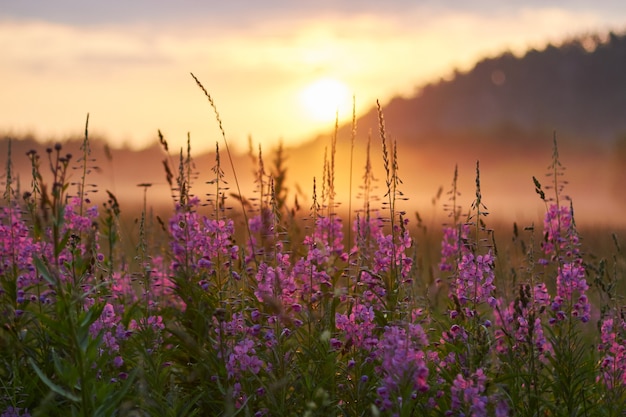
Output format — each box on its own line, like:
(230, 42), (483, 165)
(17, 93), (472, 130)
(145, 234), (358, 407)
(169, 198), (238, 274)
(542, 204), (579, 262)
(335, 303), (378, 351)
(439, 224), (471, 272)
(449, 369), (507, 417)
(226, 337), (265, 379)
(374, 324), (430, 412)
(494, 297), (552, 361)
(0, 407), (31, 417)
(597, 316), (626, 389)
(453, 251), (497, 316)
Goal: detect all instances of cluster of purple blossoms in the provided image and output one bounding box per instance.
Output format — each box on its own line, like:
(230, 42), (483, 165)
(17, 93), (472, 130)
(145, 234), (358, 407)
(132, 314), (165, 333)
(293, 216), (346, 303)
(1, 196), (102, 308)
(541, 204), (590, 324)
(541, 204), (579, 262)
(453, 251), (497, 316)
(374, 324), (429, 412)
(494, 284), (552, 360)
(355, 270), (387, 307)
(110, 271), (138, 304)
(227, 336), (267, 409)
(310, 215), (347, 260)
(169, 197), (238, 274)
(226, 338), (265, 379)
(372, 219), (413, 280)
(214, 312), (272, 409)
(551, 261), (590, 323)
(354, 215), (412, 274)
(143, 256), (182, 310)
(440, 323), (469, 344)
(245, 208), (281, 262)
(91, 303), (122, 351)
(0, 407), (31, 417)
(0, 206), (41, 307)
(350, 214), (414, 308)
(0, 206), (40, 280)
(254, 246), (298, 308)
(293, 246), (333, 304)
(63, 197), (99, 239)
(334, 303), (378, 351)
(597, 316), (626, 389)
(89, 302), (133, 373)
(447, 369), (508, 417)
(53, 196), (100, 265)
(439, 224), (471, 272)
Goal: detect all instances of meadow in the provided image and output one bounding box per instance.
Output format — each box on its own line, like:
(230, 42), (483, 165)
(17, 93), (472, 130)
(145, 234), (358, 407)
(0, 80), (625, 417)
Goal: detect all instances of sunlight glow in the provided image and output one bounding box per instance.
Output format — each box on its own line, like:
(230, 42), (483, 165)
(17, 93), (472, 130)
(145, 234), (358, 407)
(0, 8), (615, 152)
(299, 78), (352, 124)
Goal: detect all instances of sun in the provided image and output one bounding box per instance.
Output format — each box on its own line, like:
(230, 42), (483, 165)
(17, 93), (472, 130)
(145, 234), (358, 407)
(299, 78), (352, 124)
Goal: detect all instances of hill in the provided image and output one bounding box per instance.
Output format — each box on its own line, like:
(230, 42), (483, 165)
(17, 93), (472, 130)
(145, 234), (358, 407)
(285, 30), (626, 226)
(2, 30), (626, 227)
(343, 31), (626, 147)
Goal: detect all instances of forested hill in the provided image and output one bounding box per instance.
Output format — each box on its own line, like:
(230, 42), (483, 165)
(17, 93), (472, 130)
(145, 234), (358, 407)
(288, 30), (626, 223)
(346, 31), (626, 148)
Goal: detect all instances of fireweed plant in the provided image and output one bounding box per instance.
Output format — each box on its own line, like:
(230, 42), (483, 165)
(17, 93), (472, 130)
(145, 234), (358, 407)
(0, 85), (625, 416)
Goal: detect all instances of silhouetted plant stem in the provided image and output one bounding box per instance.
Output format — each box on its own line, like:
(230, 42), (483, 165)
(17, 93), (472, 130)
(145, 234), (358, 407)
(348, 95), (356, 253)
(78, 113), (90, 218)
(190, 72), (251, 243)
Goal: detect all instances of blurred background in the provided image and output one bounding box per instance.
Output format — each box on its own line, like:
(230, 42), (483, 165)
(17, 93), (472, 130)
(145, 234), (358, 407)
(1, 1), (625, 226)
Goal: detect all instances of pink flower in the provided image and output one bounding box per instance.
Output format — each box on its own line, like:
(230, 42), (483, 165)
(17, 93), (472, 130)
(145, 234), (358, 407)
(439, 224), (471, 272)
(598, 316), (626, 389)
(226, 338), (265, 379)
(452, 251), (496, 316)
(374, 324), (430, 411)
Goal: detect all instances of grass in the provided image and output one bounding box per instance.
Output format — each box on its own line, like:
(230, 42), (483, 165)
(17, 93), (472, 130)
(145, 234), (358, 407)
(0, 78), (625, 416)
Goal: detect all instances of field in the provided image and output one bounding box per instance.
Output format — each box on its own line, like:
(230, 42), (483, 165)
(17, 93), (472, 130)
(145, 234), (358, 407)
(1, 91), (625, 417)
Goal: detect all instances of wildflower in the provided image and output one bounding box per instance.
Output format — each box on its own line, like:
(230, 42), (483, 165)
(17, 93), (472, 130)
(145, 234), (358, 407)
(373, 223), (413, 279)
(0, 206), (41, 299)
(453, 251), (496, 316)
(169, 199), (238, 274)
(542, 204), (579, 262)
(448, 369), (507, 417)
(597, 315), (626, 389)
(375, 325), (430, 411)
(494, 296), (552, 361)
(113, 355), (124, 368)
(335, 303), (378, 351)
(439, 224), (471, 272)
(1, 407), (31, 417)
(555, 262), (590, 322)
(227, 337), (265, 379)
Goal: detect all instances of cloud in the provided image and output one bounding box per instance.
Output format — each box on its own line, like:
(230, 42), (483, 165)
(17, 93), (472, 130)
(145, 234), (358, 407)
(3, 1), (625, 27)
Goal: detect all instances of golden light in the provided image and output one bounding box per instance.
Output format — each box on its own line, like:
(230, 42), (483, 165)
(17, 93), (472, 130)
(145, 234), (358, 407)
(299, 78), (352, 124)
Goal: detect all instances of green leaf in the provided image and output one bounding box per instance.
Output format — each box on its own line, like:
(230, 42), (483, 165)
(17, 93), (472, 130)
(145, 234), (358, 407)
(80, 302), (105, 330)
(93, 369), (137, 417)
(33, 257), (57, 286)
(28, 357), (80, 402)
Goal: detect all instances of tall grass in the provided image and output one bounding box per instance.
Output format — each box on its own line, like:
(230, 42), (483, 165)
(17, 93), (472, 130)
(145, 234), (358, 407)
(0, 90), (624, 417)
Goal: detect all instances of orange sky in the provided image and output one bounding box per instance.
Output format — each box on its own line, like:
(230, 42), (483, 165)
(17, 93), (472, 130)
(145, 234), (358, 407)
(1, 3), (625, 154)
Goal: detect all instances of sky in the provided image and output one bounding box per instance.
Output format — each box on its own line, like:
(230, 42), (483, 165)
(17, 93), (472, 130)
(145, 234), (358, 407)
(2, 1), (626, 154)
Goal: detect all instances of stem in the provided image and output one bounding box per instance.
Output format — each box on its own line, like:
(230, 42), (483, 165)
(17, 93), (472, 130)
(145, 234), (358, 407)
(347, 96), (356, 254)
(190, 72), (252, 245)
(79, 113), (90, 218)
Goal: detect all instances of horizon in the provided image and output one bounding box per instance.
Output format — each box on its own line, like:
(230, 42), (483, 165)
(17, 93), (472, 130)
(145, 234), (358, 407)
(2, 2), (626, 153)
